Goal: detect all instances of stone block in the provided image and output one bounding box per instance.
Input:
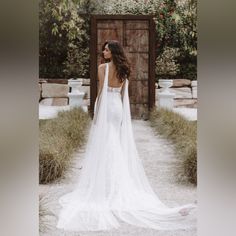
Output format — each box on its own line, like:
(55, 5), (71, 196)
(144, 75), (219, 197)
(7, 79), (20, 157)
(192, 87), (197, 98)
(191, 80), (197, 87)
(83, 78), (90, 86)
(174, 99), (197, 108)
(47, 78), (68, 84)
(39, 79), (47, 83)
(39, 83), (42, 101)
(39, 98), (68, 106)
(80, 86), (90, 99)
(169, 87), (192, 99)
(42, 83), (69, 98)
(172, 79), (191, 87)
(52, 98), (68, 106)
(156, 87), (192, 99)
(40, 98), (53, 105)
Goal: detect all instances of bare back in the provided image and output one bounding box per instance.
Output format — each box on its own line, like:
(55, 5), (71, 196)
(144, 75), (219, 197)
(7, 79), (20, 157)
(107, 62), (124, 88)
(97, 62), (126, 100)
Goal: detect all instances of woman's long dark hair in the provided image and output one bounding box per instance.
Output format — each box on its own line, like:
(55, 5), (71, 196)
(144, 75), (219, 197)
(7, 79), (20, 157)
(101, 40), (131, 82)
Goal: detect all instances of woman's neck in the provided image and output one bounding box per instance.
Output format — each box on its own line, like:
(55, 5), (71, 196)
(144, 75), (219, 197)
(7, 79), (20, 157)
(109, 59), (114, 66)
(109, 60), (116, 71)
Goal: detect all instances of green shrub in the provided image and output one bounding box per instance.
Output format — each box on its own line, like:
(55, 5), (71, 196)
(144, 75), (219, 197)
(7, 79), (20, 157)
(150, 107), (197, 185)
(155, 46), (180, 80)
(39, 0), (197, 79)
(100, 0), (197, 80)
(39, 0), (90, 78)
(39, 107), (91, 184)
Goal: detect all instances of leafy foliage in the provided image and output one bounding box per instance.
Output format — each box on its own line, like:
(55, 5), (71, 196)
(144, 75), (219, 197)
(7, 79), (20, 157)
(155, 46), (180, 79)
(175, 0), (197, 79)
(39, 0), (91, 78)
(39, 0), (197, 79)
(100, 0), (197, 80)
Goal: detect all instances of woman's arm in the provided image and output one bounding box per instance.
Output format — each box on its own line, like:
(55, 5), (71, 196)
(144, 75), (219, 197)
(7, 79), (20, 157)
(93, 64), (105, 124)
(97, 64), (105, 101)
(120, 78), (127, 101)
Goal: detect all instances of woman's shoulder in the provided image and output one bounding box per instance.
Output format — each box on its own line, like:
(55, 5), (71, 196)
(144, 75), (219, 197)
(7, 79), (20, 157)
(98, 63), (106, 70)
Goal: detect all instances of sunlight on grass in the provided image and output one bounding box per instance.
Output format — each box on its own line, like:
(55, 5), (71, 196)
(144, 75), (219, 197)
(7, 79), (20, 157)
(150, 107), (197, 185)
(39, 107), (91, 184)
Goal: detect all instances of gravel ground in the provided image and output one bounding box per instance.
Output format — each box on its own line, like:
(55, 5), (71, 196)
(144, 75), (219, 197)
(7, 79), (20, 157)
(39, 120), (197, 236)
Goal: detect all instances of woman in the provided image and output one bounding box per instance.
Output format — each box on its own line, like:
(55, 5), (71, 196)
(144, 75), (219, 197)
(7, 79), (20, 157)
(56, 40), (197, 232)
(93, 39), (130, 124)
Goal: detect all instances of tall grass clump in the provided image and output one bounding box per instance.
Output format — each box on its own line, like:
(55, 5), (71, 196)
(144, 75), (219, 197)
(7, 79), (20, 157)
(150, 107), (197, 185)
(39, 107), (91, 184)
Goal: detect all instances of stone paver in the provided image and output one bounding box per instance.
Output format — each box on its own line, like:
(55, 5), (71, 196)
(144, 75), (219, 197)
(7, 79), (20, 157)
(40, 120), (197, 236)
(173, 108), (197, 121)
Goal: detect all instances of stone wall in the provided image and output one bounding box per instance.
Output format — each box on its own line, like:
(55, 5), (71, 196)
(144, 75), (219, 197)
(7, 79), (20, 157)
(156, 79), (197, 108)
(39, 79), (90, 107)
(39, 78), (197, 108)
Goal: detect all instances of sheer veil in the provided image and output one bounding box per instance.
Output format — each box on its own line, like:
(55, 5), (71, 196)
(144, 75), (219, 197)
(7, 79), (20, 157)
(56, 63), (197, 232)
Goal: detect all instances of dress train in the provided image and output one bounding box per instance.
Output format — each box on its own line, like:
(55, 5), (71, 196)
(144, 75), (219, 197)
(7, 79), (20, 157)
(56, 63), (197, 232)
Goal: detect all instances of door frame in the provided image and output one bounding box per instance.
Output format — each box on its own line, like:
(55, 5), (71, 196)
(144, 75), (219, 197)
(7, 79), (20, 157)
(90, 14), (156, 118)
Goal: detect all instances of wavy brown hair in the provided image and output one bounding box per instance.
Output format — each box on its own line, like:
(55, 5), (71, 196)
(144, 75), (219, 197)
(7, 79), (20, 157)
(101, 40), (131, 83)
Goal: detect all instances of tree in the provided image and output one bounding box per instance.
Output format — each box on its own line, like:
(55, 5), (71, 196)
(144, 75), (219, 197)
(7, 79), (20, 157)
(39, 0), (90, 78)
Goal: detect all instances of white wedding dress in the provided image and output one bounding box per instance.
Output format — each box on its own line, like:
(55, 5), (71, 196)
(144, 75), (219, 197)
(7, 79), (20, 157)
(56, 63), (197, 232)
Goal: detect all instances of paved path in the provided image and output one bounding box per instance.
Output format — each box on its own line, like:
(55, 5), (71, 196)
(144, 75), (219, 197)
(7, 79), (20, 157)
(40, 120), (197, 236)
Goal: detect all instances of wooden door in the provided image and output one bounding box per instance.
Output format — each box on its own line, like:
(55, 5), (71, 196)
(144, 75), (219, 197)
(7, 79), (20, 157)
(90, 15), (155, 119)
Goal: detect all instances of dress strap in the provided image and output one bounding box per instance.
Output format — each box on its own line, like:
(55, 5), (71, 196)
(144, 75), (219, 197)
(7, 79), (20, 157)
(104, 63), (109, 88)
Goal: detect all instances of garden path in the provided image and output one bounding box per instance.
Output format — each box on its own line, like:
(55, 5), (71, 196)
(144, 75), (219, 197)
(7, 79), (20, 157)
(40, 120), (197, 236)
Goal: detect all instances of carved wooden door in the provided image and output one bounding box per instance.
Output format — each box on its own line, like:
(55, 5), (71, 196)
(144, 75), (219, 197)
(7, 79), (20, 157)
(90, 15), (155, 119)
